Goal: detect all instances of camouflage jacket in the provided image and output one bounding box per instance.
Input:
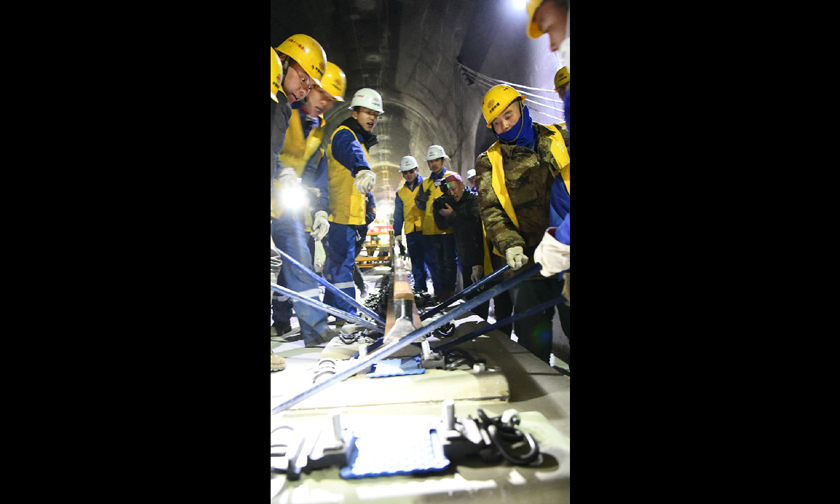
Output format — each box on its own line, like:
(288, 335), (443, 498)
(475, 123), (565, 276)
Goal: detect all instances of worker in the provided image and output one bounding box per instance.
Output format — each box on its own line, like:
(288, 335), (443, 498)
(527, 0), (571, 307)
(554, 66), (570, 109)
(322, 88), (382, 320)
(271, 61), (347, 346)
(271, 35), (327, 183)
(432, 173), (490, 319)
(271, 36), (327, 370)
(394, 155), (432, 300)
(271, 235), (284, 371)
(534, 65), (571, 303)
(474, 84), (569, 365)
(525, 0), (569, 55)
(466, 169), (478, 194)
(271, 48), (285, 371)
(414, 145), (457, 303)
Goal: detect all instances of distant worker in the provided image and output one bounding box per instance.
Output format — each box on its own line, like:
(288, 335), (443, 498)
(433, 173), (490, 319)
(322, 88), (382, 321)
(466, 169), (478, 194)
(414, 144), (457, 303)
(394, 155), (432, 300)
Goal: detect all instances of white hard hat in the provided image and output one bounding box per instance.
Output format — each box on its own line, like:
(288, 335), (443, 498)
(400, 155), (419, 172)
(348, 88), (385, 114)
(467, 169), (476, 179)
(425, 144), (448, 161)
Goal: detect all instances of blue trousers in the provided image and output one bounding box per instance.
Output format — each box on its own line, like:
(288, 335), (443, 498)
(405, 231), (430, 293)
(271, 212), (329, 345)
(323, 222), (358, 317)
(426, 234), (457, 294)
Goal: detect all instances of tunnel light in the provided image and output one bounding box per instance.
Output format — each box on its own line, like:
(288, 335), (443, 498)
(378, 202), (393, 218)
(511, 0), (527, 10)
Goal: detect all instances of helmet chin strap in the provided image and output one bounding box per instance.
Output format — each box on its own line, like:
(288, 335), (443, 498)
(280, 56), (292, 86)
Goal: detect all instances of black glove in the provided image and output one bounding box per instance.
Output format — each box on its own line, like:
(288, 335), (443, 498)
(415, 188), (428, 206)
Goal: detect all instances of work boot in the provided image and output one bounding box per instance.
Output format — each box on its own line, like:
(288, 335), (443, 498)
(271, 349), (286, 372)
(436, 291), (455, 304)
(271, 320), (292, 336)
(413, 290), (431, 306)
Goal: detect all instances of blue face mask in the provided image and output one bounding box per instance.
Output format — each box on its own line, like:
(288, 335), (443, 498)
(498, 102), (534, 148)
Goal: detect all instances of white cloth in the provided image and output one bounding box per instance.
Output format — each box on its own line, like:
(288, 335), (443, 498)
(313, 239), (326, 273)
(354, 169), (376, 194)
(505, 246), (528, 270)
(533, 228), (570, 277)
(310, 210), (330, 241)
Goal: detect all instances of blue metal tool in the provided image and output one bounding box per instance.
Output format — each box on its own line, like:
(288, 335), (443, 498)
(433, 295), (567, 353)
(271, 263), (542, 414)
(419, 265), (511, 320)
(274, 246), (386, 327)
(271, 284), (383, 332)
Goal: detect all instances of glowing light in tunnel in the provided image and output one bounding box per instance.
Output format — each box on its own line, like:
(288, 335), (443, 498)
(377, 202), (393, 218)
(511, 0), (528, 11)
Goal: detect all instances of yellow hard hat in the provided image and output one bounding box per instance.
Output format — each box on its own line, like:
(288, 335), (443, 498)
(276, 34), (327, 87)
(526, 0), (545, 39)
(271, 47), (283, 102)
(482, 85), (523, 128)
(321, 61), (347, 102)
(554, 66), (570, 92)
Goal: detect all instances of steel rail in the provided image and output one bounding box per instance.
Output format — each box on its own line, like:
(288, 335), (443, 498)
(271, 263), (541, 414)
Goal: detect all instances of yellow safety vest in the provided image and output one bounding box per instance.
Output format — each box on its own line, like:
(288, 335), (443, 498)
(278, 110), (325, 177)
(486, 124), (570, 256)
(397, 182), (424, 234)
(326, 125), (368, 225)
(420, 172), (452, 235)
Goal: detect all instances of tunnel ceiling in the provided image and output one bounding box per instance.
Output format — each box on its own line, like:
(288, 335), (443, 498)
(272, 0), (564, 219)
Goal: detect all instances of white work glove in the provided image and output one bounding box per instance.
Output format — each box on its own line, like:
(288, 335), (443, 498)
(470, 265), (484, 284)
(277, 166), (298, 187)
(354, 169), (376, 194)
(533, 227), (570, 277)
(505, 246), (529, 270)
(310, 210), (330, 241)
(313, 239), (326, 273)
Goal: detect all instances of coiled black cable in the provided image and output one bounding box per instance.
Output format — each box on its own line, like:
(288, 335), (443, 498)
(476, 409), (540, 465)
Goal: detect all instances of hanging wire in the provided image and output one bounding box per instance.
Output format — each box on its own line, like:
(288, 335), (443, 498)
(457, 60), (565, 123)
